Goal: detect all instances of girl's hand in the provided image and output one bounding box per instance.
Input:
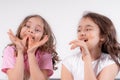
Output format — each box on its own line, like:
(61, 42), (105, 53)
(69, 39), (90, 59)
(27, 35), (48, 54)
(7, 29), (27, 53)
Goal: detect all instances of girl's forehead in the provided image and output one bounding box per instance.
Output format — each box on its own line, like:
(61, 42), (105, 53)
(28, 17), (43, 23)
(78, 18), (100, 30)
(27, 17), (44, 28)
(79, 18), (97, 27)
(79, 17), (94, 24)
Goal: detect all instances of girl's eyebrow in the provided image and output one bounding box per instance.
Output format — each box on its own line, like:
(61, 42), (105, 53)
(78, 25), (93, 28)
(26, 21), (42, 28)
(37, 24), (42, 28)
(85, 25), (94, 27)
(27, 20), (31, 23)
(26, 21), (31, 25)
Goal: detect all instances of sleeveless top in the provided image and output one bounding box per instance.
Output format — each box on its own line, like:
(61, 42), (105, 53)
(62, 52), (115, 80)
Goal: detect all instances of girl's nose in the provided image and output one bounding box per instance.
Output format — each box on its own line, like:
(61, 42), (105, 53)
(80, 31), (86, 36)
(28, 29), (34, 33)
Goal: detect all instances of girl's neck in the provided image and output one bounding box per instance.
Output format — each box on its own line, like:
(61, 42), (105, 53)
(89, 47), (102, 61)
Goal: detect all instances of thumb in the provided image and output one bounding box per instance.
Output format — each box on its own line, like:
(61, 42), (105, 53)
(39, 35), (48, 46)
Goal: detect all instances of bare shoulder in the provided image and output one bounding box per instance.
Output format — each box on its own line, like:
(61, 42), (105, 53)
(97, 63), (119, 80)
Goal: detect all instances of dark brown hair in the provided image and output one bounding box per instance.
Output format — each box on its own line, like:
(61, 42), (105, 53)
(81, 11), (120, 67)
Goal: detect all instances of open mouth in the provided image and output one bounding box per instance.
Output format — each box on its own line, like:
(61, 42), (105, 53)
(84, 39), (88, 42)
(80, 38), (88, 42)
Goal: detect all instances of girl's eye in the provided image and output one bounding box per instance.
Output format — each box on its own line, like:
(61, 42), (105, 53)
(24, 25), (30, 28)
(26, 26), (30, 28)
(35, 29), (41, 32)
(86, 28), (92, 31)
(77, 29), (81, 32)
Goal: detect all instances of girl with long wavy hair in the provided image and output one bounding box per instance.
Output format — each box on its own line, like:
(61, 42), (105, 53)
(1, 14), (59, 80)
(61, 12), (120, 80)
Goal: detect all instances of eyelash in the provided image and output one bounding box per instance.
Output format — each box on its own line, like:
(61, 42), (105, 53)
(35, 29), (41, 32)
(86, 28), (91, 31)
(26, 25), (30, 28)
(77, 29), (81, 32)
(77, 28), (92, 32)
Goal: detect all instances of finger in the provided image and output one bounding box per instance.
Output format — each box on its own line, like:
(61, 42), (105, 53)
(22, 36), (28, 46)
(70, 44), (78, 50)
(69, 39), (78, 45)
(7, 29), (17, 42)
(7, 29), (14, 35)
(39, 35), (48, 46)
(43, 35), (48, 42)
(28, 37), (33, 46)
(7, 29), (14, 37)
(69, 40), (82, 50)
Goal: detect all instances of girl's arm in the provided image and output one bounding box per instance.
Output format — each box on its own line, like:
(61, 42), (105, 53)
(7, 29), (27, 80)
(97, 64), (119, 80)
(7, 51), (24, 80)
(61, 64), (73, 80)
(28, 53), (48, 80)
(70, 39), (97, 80)
(84, 55), (119, 80)
(84, 55), (97, 80)
(27, 35), (49, 80)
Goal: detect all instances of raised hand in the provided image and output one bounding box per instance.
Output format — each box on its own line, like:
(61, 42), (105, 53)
(7, 29), (27, 53)
(27, 35), (48, 54)
(69, 39), (90, 58)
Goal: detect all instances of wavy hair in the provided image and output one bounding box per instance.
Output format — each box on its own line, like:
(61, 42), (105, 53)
(11, 15), (59, 70)
(82, 12), (120, 67)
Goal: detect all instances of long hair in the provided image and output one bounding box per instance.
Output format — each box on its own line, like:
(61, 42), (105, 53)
(11, 15), (59, 70)
(82, 12), (120, 67)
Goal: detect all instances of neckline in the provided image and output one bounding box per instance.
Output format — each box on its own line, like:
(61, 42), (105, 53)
(79, 53), (102, 63)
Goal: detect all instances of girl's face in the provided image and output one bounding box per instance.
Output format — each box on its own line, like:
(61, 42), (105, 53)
(77, 17), (102, 49)
(20, 17), (44, 42)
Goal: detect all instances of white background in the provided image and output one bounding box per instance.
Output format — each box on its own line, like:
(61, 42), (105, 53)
(0, 0), (120, 79)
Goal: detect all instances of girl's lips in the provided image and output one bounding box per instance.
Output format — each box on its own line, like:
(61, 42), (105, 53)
(79, 38), (88, 42)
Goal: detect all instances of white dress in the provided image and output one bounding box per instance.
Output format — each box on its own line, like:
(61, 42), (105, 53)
(62, 52), (115, 80)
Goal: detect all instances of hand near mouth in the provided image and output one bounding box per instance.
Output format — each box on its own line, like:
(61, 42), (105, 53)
(27, 35), (48, 54)
(69, 39), (90, 59)
(7, 29), (27, 53)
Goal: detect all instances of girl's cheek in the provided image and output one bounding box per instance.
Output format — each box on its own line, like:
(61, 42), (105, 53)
(37, 35), (43, 41)
(20, 28), (27, 38)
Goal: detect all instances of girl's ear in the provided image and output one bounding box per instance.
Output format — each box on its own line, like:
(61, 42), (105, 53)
(100, 37), (105, 42)
(100, 35), (105, 42)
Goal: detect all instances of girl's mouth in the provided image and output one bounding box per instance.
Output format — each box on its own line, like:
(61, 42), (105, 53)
(84, 39), (88, 42)
(80, 38), (88, 42)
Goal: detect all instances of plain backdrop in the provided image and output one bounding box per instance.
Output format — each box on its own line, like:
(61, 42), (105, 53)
(0, 0), (120, 79)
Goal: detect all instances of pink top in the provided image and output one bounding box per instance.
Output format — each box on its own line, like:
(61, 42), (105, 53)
(1, 46), (53, 77)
